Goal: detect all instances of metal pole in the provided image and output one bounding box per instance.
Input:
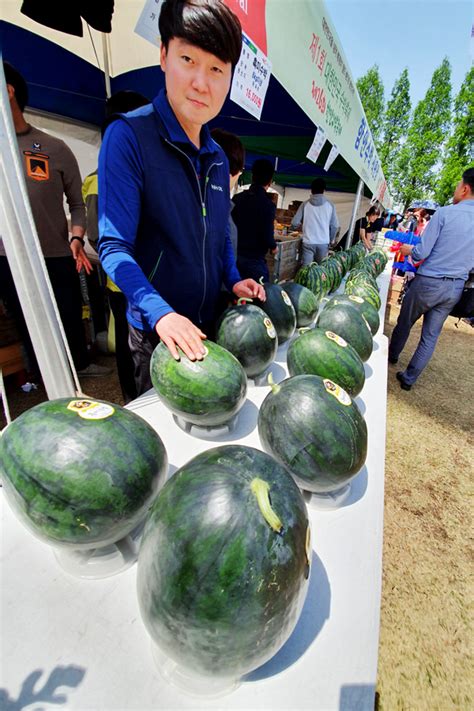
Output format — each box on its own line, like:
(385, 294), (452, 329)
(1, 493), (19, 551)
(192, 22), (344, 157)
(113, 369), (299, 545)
(345, 178), (364, 250)
(102, 34), (112, 99)
(0, 67), (77, 399)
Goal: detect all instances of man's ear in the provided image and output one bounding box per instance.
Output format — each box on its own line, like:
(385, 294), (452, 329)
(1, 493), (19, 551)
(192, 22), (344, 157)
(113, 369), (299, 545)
(160, 42), (167, 71)
(6, 83), (15, 103)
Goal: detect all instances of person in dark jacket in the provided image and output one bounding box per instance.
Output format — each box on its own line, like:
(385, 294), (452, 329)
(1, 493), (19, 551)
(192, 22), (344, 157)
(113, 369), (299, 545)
(98, 0), (264, 395)
(232, 158), (277, 282)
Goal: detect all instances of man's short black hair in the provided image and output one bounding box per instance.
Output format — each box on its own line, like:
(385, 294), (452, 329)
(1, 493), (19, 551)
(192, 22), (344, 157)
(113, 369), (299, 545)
(211, 128), (245, 176)
(462, 167), (474, 193)
(159, 0), (242, 67)
(251, 158), (274, 187)
(311, 178), (326, 194)
(3, 62), (28, 112)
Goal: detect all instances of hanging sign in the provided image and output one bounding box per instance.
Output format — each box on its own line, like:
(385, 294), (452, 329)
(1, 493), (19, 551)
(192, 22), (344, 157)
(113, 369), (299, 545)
(230, 32), (272, 120)
(306, 126), (326, 163)
(324, 143), (339, 172)
(134, 0), (164, 47)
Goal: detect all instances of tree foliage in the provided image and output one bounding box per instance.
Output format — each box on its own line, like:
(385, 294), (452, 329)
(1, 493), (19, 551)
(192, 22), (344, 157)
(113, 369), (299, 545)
(379, 69), (411, 201)
(435, 66), (474, 205)
(356, 65), (385, 148)
(395, 57), (452, 209)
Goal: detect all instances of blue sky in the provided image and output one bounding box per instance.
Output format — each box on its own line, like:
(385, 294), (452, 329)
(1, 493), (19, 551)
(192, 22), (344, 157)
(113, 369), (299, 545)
(328, 0), (473, 108)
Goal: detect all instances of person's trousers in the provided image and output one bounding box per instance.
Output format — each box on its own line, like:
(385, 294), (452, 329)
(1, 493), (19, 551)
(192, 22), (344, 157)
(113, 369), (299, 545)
(0, 255), (89, 374)
(236, 255), (269, 283)
(389, 274), (464, 385)
(301, 243), (329, 266)
(108, 289), (138, 404)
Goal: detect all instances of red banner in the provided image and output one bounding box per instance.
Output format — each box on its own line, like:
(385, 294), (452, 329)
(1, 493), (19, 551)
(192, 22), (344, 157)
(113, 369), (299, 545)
(224, 0), (268, 54)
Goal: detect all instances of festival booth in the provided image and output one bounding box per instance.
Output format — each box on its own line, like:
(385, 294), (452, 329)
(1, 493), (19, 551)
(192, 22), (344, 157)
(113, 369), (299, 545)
(1, 3), (391, 709)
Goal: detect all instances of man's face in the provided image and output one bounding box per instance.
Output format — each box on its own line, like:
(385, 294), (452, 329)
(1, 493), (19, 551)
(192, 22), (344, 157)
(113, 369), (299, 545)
(160, 38), (232, 139)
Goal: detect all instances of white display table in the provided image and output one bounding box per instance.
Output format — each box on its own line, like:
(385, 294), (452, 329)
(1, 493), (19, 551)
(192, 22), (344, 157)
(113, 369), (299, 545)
(1, 269), (389, 711)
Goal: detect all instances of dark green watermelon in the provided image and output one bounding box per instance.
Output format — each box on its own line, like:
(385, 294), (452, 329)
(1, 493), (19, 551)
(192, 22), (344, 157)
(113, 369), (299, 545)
(150, 340), (247, 427)
(324, 294), (380, 335)
(257, 283), (296, 344)
(216, 301), (277, 378)
(258, 375), (367, 494)
(282, 282), (320, 327)
(345, 281), (382, 311)
(316, 303), (373, 361)
(287, 328), (365, 396)
(137, 445), (310, 677)
(0, 398), (167, 548)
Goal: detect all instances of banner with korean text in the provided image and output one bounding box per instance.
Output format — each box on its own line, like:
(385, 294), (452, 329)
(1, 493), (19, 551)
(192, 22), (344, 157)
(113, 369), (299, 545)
(226, 0), (390, 203)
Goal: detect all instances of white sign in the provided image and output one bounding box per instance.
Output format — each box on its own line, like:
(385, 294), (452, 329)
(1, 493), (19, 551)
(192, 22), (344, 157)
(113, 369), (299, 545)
(324, 144), (339, 172)
(134, 0), (164, 47)
(306, 126), (326, 163)
(230, 33), (272, 120)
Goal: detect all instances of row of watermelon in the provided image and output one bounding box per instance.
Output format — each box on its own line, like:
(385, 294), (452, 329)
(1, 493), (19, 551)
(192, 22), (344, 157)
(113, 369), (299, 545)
(0, 243), (387, 681)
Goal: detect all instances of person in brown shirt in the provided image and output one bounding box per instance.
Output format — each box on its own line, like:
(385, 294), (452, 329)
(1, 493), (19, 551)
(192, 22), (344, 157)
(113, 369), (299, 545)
(1, 62), (109, 377)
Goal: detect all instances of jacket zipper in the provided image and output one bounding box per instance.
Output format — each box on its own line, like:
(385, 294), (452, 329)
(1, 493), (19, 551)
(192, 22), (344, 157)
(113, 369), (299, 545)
(164, 138), (222, 323)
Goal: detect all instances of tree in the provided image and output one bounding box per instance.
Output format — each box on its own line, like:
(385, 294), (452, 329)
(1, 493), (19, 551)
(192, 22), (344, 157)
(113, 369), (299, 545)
(396, 57), (452, 209)
(379, 68), (411, 198)
(435, 66), (474, 205)
(356, 65), (385, 148)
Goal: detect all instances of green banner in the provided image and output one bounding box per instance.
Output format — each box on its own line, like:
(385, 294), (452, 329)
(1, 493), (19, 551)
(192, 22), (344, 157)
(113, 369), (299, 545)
(264, 0), (391, 204)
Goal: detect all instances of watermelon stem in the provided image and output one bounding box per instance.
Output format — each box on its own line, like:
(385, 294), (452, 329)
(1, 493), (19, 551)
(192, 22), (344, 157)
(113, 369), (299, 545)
(250, 478), (283, 534)
(267, 372), (281, 394)
(237, 297), (253, 305)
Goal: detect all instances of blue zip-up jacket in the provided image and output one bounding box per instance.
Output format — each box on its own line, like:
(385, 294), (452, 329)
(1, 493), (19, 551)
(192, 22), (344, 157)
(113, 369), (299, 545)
(98, 90), (241, 331)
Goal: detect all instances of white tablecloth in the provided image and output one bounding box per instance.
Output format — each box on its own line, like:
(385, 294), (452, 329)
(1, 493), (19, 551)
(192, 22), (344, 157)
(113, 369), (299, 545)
(1, 267), (390, 711)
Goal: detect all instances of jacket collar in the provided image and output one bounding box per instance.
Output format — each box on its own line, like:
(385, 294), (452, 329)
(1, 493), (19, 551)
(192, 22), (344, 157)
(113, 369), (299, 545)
(153, 89), (217, 157)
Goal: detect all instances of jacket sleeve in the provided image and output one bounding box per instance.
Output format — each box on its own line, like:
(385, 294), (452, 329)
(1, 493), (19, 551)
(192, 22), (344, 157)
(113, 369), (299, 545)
(98, 120), (174, 330)
(222, 220), (242, 290)
(291, 201), (305, 230)
(411, 209), (442, 262)
(329, 202), (340, 241)
(61, 143), (86, 229)
(264, 200), (277, 250)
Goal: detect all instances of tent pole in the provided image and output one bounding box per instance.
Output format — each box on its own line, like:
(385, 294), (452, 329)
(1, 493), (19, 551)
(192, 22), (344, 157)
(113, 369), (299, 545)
(102, 34), (112, 99)
(0, 67), (77, 400)
(345, 178), (364, 250)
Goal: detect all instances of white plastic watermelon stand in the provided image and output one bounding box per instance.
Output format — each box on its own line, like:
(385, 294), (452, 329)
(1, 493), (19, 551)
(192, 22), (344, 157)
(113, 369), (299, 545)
(52, 520), (145, 579)
(150, 642), (240, 698)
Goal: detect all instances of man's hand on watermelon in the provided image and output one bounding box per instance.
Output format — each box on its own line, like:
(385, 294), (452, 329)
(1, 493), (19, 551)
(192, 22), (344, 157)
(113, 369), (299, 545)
(233, 279), (266, 302)
(155, 312), (207, 361)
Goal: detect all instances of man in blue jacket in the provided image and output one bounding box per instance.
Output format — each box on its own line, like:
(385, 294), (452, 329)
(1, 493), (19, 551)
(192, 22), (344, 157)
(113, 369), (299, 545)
(98, 0), (264, 395)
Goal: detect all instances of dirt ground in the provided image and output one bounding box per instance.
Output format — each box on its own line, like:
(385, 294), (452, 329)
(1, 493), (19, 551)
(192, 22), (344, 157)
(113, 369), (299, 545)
(379, 306), (473, 711)
(1, 308), (473, 710)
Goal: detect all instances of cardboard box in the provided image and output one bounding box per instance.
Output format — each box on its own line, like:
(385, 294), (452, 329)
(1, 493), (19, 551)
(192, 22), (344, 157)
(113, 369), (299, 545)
(266, 236), (302, 282)
(0, 342), (25, 376)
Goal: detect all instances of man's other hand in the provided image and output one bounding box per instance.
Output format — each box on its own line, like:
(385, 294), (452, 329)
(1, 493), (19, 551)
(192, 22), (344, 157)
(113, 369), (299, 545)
(155, 312), (207, 361)
(233, 279), (266, 301)
(400, 244), (414, 257)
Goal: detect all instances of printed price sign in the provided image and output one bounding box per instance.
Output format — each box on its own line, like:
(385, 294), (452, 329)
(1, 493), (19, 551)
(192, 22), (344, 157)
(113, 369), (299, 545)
(306, 126), (326, 163)
(135, 0), (164, 47)
(230, 32), (272, 120)
(324, 143), (339, 172)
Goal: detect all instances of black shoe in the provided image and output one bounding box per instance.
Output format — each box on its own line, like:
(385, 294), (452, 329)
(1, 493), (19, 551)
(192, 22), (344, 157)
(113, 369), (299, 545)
(396, 372), (411, 391)
(388, 355), (398, 365)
